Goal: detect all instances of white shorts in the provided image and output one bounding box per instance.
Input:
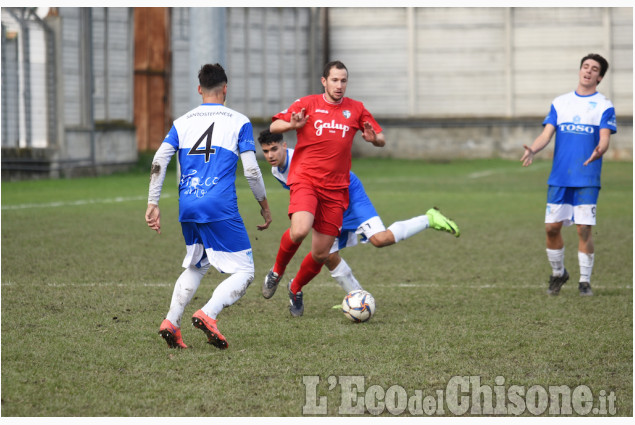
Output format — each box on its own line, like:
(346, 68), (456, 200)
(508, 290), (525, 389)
(545, 186), (599, 227)
(545, 204), (597, 227)
(182, 244), (254, 274)
(330, 216), (386, 253)
(181, 221), (254, 274)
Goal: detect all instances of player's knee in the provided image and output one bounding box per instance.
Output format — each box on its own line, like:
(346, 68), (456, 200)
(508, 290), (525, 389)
(369, 231), (394, 248)
(311, 251), (330, 264)
(289, 227), (309, 243)
(324, 253), (340, 270)
(545, 223), (562, 238)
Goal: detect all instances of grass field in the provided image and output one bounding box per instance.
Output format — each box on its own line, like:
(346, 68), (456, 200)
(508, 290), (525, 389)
(1, 157), (632, 417)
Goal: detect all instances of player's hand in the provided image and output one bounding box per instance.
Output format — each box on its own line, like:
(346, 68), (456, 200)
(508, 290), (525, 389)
(362, 122), (385, 147)
(520, 145), (535, 167)
(145, 204), (161, 234)
(362, 121), (376, 142)
(257, 207), (272, 231)
(583, 145), (604, 166)
(290, 108), (309, 129)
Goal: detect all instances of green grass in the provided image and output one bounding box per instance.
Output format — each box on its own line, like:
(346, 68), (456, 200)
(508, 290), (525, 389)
(1, 158), (632, 417)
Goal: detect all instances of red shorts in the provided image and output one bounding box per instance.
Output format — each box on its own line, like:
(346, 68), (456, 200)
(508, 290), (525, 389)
(288, 182), (349, 237)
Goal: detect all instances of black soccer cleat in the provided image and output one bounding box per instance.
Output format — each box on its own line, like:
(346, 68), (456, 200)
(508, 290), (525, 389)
(547, 269), (569, 295)
(578, 281), (593, 296)
(288, 280), (304, 317)
(262, 268), (282, 299)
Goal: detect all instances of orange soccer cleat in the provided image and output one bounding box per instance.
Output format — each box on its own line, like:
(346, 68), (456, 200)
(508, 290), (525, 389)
(159, 319), (188, 349)
(191, 310), (228, 349)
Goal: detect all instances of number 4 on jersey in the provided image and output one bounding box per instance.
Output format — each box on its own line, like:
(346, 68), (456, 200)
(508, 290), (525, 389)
(188, 122), (216, 162)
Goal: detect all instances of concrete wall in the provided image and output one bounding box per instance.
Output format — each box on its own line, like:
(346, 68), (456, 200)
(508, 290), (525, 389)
(351, 119), (633, 161)
(328, 7), (633, 119)
(251, 7), (632, 162)
(253, 119), (632, 162)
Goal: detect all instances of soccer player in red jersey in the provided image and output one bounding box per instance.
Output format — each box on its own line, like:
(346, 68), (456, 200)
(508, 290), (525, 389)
(262, 60), (385, 316)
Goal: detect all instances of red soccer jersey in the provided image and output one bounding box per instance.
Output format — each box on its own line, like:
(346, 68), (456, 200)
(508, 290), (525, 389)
(272, 94), (381, 189)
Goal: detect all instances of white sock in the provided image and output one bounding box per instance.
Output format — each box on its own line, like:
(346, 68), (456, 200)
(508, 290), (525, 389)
(546, 248), (565, 277)
(387, 215), (430, 243)
(167, 264), (209, 327)
(202, 271), (254, 319)
(330, 258), (363, 293)
(578, 251), (595, 283)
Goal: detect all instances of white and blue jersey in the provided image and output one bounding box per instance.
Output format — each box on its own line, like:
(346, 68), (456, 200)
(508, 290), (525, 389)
(543, 91), (617, 188)
(271, 148), (293, 190)
(164, 103), (257, 223)
(273, 149), (382, 251)
(158, 103), (257, 273)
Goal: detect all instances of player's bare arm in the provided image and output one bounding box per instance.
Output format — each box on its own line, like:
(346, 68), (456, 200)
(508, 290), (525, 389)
(145, 203), (161, 234)
(521, 124), (556, 167)
(583, 128), (611, 166)
(362, 121), (385, 147)
(270, 108), (309, 133)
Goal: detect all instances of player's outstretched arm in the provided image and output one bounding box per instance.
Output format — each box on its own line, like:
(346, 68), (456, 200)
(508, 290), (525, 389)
(270, 109), (309, 133)
(521, 124), (555, 167)
(583, 128), (611, 166)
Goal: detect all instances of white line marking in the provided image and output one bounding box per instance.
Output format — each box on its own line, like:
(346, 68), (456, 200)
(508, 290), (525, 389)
(467, 162), (550, 179)
(1, 193), (173, 211)
(3, 281), (630, 290)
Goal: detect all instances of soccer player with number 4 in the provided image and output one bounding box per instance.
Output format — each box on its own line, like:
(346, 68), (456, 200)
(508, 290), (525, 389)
(521, 53), (617, 296)
(146, 63), (272, 349)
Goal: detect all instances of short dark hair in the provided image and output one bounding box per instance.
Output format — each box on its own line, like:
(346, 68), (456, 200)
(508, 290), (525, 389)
(258, 129), (283, 145)
(198, 63), (228, 91)
(580, 53), (609, 78)
(322, 60), (348, 79)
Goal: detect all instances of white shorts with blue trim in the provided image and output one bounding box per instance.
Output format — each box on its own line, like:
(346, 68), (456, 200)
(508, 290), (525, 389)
(329, 216), (386, 254)
(545, 186), (599, 227)
(181, 219), (254, 274)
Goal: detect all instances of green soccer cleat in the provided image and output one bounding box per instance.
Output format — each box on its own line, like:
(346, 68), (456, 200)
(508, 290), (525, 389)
(426, 207), (460, 237)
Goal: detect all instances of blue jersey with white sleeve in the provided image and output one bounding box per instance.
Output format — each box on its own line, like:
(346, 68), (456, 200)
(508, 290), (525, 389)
(543, 91), (617, 188)
(272, 148), (378, 230)
(163, 103), (256, 222)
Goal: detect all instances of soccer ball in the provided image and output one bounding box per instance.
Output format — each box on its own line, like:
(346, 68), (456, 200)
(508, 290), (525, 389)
(342, 290), (376, 322)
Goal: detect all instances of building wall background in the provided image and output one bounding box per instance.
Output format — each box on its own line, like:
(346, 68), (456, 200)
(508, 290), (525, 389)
(1, 6), (632, 179)
(171, 7), (632, 160)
